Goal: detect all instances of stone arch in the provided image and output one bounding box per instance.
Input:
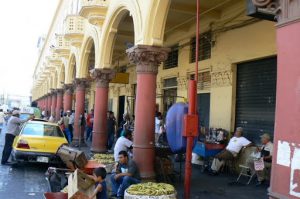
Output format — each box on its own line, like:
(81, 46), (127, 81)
(143, 0), (171, 46)
(98, 0), (143, 68)
(66, 54), (77, 84)
(53, 71), (58, 89)
(78, 36), (96, 78)
(47, 77), (52, 92)
(57, 64), (65, 88)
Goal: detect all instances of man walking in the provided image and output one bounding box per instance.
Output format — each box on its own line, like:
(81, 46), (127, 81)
(68, 110), (75, 141)
(1, 110), (32, 165)
(107, 111), (116, 150)
(0, 109), (5, 133)
(86, 109), (94, 142)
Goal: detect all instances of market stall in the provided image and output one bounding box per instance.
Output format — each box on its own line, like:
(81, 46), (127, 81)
(192, 128), (227, 172)
(44, 145), (112, 199)
(125, 182), (177, 199)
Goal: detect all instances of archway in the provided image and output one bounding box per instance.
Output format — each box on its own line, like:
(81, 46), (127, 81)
(99, 0), (142, 69)
(58, 64), (66, 88)
(79, 37), (96, 111)
(66, 54), (77, 84)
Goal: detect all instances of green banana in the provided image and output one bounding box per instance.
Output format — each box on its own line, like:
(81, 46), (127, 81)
(127, 182), (175, 196)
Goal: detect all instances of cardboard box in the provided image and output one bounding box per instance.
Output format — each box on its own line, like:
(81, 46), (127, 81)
(68, 169), (95, 199)
(57, 145), (88, 169)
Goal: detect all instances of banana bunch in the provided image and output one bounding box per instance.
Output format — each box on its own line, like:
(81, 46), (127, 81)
(60, 185), (68, 193)
(91, 153), (115, 164)
(127, 182), (175, 196)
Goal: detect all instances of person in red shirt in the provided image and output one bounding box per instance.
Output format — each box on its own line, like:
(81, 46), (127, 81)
(86, 109), (94, 142)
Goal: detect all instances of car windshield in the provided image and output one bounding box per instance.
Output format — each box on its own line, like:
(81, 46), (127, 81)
(22, 123), (64, 137)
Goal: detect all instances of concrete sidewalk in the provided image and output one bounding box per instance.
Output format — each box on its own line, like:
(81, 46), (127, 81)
(173, 163), (269, 199)
(76, 143), (269, 199)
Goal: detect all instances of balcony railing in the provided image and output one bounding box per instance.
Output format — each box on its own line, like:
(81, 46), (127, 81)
(56, 34), (70, 49)
(64, 15), (85, 37)
(54, 34), (70, 56)
(81, 0), (108, 7)
(79, 0), (109, 25)
(45, 53), (61, 68)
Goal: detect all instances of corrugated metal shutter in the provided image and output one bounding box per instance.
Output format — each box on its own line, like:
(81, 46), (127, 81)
(235, 57), (277, 143)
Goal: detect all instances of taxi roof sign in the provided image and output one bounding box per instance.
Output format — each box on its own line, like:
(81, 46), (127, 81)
(21, 107), (35, 114)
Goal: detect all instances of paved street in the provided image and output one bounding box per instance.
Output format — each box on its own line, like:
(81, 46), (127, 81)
(0, 125), (48, 199)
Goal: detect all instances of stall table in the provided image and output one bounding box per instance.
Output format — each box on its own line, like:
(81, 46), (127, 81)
(193, 142), (225, 172)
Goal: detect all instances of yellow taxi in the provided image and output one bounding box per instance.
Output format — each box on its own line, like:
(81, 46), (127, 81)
(12, 119), (68, 164)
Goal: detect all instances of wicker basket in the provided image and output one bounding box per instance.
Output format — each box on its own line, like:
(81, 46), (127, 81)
(124, 190), (177, 199)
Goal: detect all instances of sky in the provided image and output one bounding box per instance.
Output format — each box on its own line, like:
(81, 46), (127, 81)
(0, 0), (59, 97)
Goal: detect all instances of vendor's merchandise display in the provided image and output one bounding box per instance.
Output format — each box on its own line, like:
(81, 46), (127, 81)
(91, 153), (115, 173)
(91, 153), (114, 164)
(125, 182), (176, 199)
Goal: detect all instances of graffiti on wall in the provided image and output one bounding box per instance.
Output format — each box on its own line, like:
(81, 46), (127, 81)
(277, 140), (300, 197)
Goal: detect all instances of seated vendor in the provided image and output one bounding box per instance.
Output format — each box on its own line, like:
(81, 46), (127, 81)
(210, 127), (252, 175)
(247, 133), (273, 186)
(110, 151), (141, 198)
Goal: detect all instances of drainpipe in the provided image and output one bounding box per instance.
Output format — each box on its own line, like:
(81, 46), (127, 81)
(184, 0), (200, 198)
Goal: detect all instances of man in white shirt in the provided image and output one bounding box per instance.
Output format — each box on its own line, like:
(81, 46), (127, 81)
(210, 127), (252, 174)
(1, 110), (32, 164)
(68, 110), (75, 141)
(114, 130), (133, 162)
(155, 112), (162, 143)
(0, 109), (5, 133)
(247, 133), (273, 186)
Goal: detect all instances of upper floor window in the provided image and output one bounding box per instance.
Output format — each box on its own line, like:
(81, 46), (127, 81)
(190, 32), (212, 63)
(164, 45), (179, 70)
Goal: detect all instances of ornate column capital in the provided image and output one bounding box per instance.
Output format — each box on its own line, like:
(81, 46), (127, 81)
(56, 88), (64, 96)
(63, 84), (74, 94)
(126, 45), (170, 74)
(252, 0), (300, 26)
(90, 68), (116, 88)
(73, 78), (89, 91)
(50, 89), (56, 95)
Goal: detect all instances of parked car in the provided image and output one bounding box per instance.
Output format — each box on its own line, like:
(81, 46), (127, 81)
(12, 119), (68, 164)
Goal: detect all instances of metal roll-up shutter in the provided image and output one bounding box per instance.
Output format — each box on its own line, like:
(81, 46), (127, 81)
(235, 57), (277, 143)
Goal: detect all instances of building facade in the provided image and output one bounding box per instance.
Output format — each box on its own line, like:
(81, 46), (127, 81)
(31, 0), (300, 198)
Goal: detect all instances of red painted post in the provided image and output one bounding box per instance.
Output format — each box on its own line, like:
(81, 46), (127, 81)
(73, 79), (87, 146)
(90, 69), (115, 152)
(51, 91), (57, 117)
(126, 45), (170, 179)
(56, 89), (63, 122)
(248, 1), (300, 199)
(184, 0), (200, 198)
(47, 94), (52, 116)
(63, 84), (73, 112)
(184, 81), (197, 199)
(269, 11), (300, 199)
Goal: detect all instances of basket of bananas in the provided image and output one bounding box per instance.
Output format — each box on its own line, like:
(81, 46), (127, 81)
(91, 154), (115, 164)
(90, 153), (115, 173)
(125, 182), (176, 199)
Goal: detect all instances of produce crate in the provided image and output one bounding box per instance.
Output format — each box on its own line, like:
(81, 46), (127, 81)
(44, 192), (68, 199)
(68, 169), (95, 199)
(56, 145), (88, 169)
